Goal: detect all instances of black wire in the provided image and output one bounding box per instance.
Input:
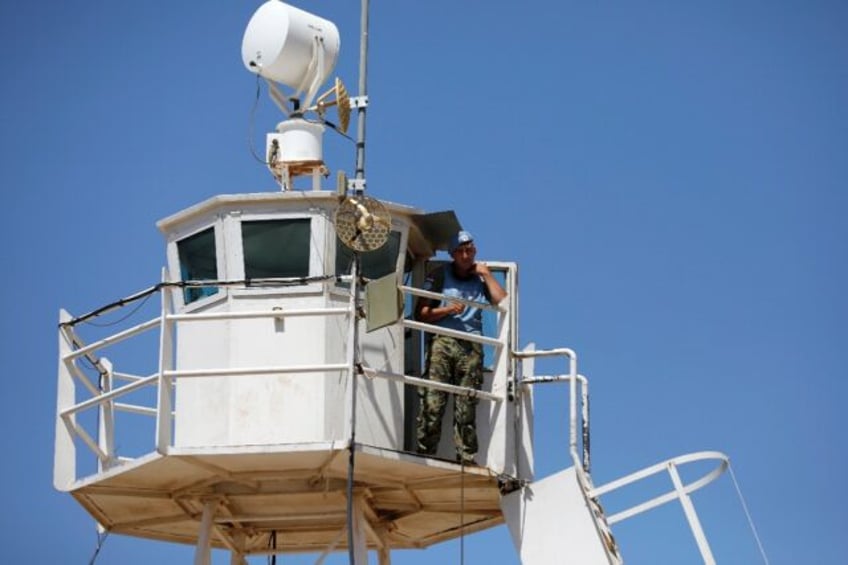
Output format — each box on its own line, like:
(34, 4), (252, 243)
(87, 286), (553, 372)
(79, 353), (104, 382)
(302, 115), (356, 143)
(248, 73), (271, 165)
(60, 275), (339, 328)
(87, 531), (109, 565)
(267, 530), (277, 565)
(63, 284), (162, 328)
(84, 291), (153, 328)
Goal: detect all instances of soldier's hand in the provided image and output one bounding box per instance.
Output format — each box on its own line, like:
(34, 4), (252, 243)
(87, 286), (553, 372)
(446, 301), (465, 315)
(473, 262), (492, 277)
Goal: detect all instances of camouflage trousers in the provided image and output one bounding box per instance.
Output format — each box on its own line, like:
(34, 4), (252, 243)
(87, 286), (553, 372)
(416, 335), (483, 463)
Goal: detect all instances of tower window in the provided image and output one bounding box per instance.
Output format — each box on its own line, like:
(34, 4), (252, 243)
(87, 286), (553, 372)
(242, 219), (311, 279)
(177, 227), (219, 304)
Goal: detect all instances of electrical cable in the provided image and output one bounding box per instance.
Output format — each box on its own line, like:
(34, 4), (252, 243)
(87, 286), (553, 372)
(60, 275), (339, 328)
(63, 284), (162, 328)
(303, 115), (355, 143)
(728, 461), (770, 564)
(87, 530), (109, 565)
(248, 73), (271, 165)
(267, 530), (277, 565)
(84, 292), (153, 328)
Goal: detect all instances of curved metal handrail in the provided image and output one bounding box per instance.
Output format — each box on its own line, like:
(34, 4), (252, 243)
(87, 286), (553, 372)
(589, 450), (728, 524)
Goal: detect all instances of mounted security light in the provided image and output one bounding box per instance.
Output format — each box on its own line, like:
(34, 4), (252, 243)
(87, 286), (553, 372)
(242, 0), (340, 111)
(242, 1), (345, 190)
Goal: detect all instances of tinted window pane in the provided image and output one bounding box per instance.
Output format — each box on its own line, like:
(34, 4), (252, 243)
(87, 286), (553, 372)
(336, 231), (401, 279)
(242, 219), (311, 278)
(177, 227), (218, 304)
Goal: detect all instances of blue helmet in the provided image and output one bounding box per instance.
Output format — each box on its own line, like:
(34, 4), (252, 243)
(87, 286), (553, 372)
(449, 230), (474, 253)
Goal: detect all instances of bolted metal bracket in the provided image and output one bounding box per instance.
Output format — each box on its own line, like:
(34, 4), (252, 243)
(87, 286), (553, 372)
(349, 95), (369, 108)
(347, 178), (367, 191)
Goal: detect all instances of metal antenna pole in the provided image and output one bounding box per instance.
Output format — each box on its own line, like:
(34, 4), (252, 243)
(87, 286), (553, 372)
(346, 259), (360, 565)
(354, 0), (369, 190)
(348, 6), (371, 561)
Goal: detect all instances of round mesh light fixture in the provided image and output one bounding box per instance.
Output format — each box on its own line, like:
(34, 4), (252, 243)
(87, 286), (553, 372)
(334, 196), (391, 252)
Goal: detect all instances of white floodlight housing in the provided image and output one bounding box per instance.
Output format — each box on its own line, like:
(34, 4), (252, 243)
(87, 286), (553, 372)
(242, 0), (340, 108)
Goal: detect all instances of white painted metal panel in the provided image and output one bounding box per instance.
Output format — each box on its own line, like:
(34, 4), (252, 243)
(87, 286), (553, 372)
(230, 293), (332, 444)
(166, 198), (413, 452)
(356, 320), (405, 449)
(173, 310), (232, 447)
(502, 467), (613, 565)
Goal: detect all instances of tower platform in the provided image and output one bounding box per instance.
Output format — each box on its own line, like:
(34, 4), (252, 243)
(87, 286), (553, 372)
(68, 443), (503, 555)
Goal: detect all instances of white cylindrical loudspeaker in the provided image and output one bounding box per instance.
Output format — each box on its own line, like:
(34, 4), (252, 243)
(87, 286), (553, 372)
(242, 0), (340, 88)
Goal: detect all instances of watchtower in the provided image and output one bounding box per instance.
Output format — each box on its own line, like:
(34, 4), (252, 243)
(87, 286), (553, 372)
(54, 3), (734, 564)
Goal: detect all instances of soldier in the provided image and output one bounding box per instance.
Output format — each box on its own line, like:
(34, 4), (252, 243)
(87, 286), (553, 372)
(415, 230), (507, 465)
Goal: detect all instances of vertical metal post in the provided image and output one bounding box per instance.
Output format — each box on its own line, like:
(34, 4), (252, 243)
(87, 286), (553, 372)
(350, 495), (369, 564)
(568, 354), (578, 460)
(54, 310), (77, 489)
(350, 4), (369, 561)
(354, 0), (370, 184)
(667, 461), (716, 564)
(194, 500), (217, 565)
(580, 376), (590, 473)
(346, 258), (360, 564)
(98, 358), (116, 470)
(156, 272), (174, 453)
(230, 530), (247, 565)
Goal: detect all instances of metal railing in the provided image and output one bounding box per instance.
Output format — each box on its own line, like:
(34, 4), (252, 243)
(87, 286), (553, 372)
(588, 451), (729, 565)
(55, 280), (358, 488)
(55, 271), (517, 487)
(512, 347), (591, 473)
(395, 283), (511, 402)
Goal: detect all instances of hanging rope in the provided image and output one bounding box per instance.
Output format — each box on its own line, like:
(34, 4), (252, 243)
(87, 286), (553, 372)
(728, 462), (770, 564)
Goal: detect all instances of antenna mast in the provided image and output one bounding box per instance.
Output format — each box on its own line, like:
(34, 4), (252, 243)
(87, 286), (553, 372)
(353, 0), (369, 192)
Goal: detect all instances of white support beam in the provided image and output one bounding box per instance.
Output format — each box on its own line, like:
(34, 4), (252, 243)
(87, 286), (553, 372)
(668, 461), (716, 565)
(194, 500), (217, 565)
(157, 279), (174, 453)
(98, 358), (116, 470)
(54, 310), (76, 490)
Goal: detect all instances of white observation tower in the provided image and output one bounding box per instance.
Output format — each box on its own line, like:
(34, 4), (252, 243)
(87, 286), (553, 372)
(54, 2), (735, 564)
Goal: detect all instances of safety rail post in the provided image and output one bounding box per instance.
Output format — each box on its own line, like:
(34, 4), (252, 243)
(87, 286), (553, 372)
(54, 310), (77, 490)
(98, 358), (117, 470)
(156, 273), (174, 454)
(493, 290), (511, 399)
(513, 348), (588, 472)
(667, 460), (717, 565)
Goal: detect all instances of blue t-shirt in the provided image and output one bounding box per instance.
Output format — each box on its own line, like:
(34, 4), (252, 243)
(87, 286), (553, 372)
(423, 266), (490, 335)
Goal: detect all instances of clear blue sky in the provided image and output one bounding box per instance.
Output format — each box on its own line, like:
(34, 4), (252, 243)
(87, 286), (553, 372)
(1, 1), (845, 563)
